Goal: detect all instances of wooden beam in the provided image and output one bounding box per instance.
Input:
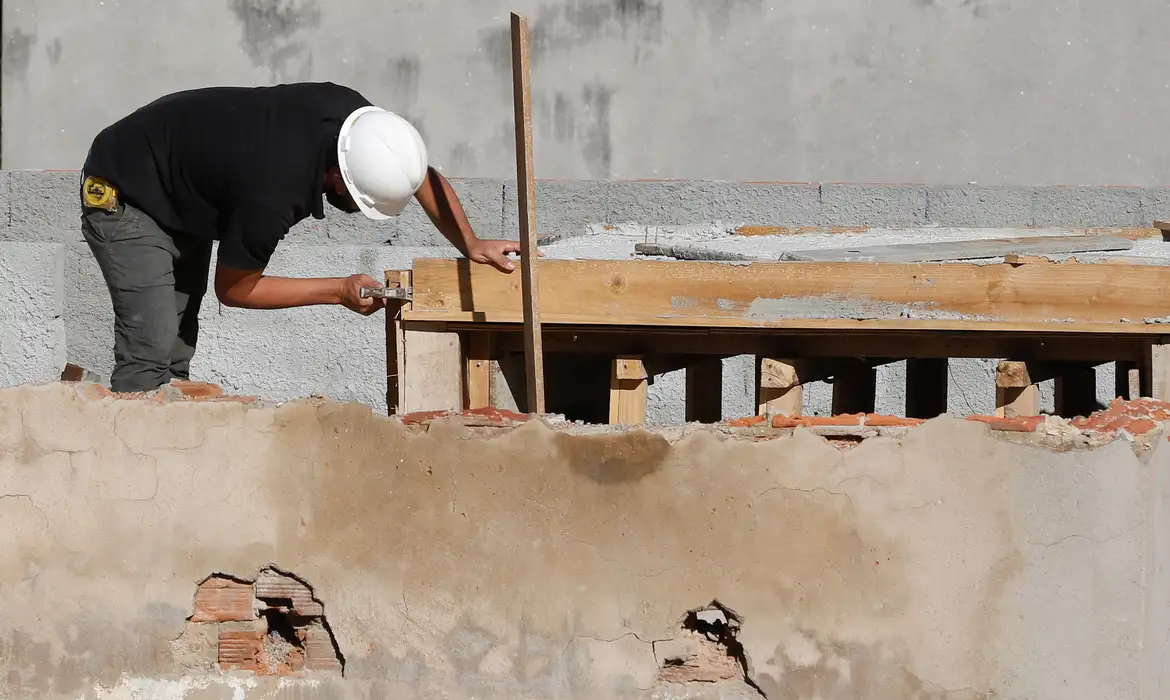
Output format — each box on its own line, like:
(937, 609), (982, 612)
(781, 235), (1133, 263)
(404, 258), (1170, 334)
(1054, 364), (1098, 418)
(685, 358), (723, 423)
(831, 361), (876, 415)
(995, 361), (1040, 418)
(609, 357), (648, 425)
(905, 358), (948, 419)
(385, 270), (412, 415)
(484, 326), (1154, 363)
(510, 12), (546, 415)
(757, 358), (802, 417)
(464, 333), (492, 411)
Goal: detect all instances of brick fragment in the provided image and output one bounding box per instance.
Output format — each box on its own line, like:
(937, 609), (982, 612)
(191, 577), (255, 623)
(864, 414), (925, 427)
(461, 406), (532, 424)
(399, 410), (448, 426)
(76, 383), (112, 401)
(966, 415), (1044, 432)
(254, 573), (323, 617)
(772, 414), (864, 429)
(726, 416), (766, 428)
(171, 380), (225, 399)
(303, 624), (343, 673)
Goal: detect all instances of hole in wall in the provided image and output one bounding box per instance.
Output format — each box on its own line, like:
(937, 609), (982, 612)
(181, 566), (344, 676)
(653, 600), (766, 696)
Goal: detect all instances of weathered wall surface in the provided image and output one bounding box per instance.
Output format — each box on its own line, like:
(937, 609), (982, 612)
(4, 0), (1170, 186)
(2, 170), (1168, 417)
(0, 383), (1168, 699)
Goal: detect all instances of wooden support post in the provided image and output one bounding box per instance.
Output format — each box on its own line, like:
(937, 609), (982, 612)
(1115, 360), (1141, 400)
(464, 333), (492, 411)
(511, 12), (546, 415)
(1145, 340), (1170, 400)
(685, 357), (723, 424)
(996, 361), (1040, 418)
(831, 361), (876, 415)
(757, 358), (802, 417)
(905, 358), (948, 419)
(1054, 363), (1098, 418)
(609, 357), (648, 425)
(385, 270), (412, 415)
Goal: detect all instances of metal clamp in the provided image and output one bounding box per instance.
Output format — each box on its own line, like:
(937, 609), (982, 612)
(360, 286), (413, 301)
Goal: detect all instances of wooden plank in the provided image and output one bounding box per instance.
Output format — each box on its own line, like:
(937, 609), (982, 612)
(781, 235), (1133, 263)
(464, 333), (492, 410)
(831, 361), (876, 415)
(757, 358), (802, 417)
(685, 358), (723, 423)
(995, 361), (1040, 418)
(385, 270), (412, 415)
(404, 258), (1170, 334)
(1054, 364), (1098, 418)
(905, 358), (948, 419)
(400, 322), (463, 414)
(511, 12), (546, 415)
(609, 357), (647, 425)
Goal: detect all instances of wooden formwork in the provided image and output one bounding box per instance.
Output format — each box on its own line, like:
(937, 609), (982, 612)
(384, 257), (1170, 423)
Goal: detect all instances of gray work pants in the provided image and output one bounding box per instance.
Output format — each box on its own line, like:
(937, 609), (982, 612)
(80, 196), (213, 393)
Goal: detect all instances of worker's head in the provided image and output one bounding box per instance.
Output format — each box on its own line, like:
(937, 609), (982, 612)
(328, 106), (428, 219)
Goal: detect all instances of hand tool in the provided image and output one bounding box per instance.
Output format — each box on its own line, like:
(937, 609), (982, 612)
(359, 286), (413, 301)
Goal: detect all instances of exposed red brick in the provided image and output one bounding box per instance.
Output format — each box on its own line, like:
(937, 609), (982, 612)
(772, 414), (864, 429)
(1070, 398), (1170, 436)
(966, 415), (1044, 432)
(171, 380), (225, 399)
(864, 414), (925, 427)
(399, 410), (448, 426)
(76, 383), (112, 401)
(727, 415), (766, 428)
(254, 572), (323, 618)
(218, 629), (266, 672)
(191, 577), (254, 623)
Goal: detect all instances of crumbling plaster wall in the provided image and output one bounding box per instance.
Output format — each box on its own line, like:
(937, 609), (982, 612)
(1, 383), (1169, 699)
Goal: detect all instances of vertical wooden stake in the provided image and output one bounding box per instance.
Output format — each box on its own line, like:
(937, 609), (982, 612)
(685, 357), (723, 423)
(1115, 360), (1141, 400)
(511, 13), (546, 415)
(1150, 341), (1170, 400)
(757, 358), (802, 417)
(384, 270), (412, 415)
(610, 357), (648, 425)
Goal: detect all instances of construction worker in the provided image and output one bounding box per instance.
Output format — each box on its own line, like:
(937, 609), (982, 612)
(80, 81), (523, 394)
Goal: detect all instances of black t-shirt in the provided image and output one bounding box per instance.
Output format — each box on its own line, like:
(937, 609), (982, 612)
(83, 82), (372, 270)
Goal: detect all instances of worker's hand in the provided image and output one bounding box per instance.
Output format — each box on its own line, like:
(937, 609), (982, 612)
(338, 274), (387, 316)
(466, 238), (544, 273)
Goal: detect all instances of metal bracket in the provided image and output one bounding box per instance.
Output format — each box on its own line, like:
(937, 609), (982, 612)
(360, 286), (413, 301)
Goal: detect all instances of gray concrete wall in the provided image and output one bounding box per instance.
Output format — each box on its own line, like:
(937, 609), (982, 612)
(1, 383), (1169, 698)
(4, 0), (1170, 185)
(1, 170), (1166, 417)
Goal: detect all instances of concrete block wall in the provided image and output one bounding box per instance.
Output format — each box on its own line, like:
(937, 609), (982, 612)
(0, 170), (1162, 416)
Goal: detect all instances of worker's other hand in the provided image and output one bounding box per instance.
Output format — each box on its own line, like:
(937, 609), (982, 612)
(338, 274), (387, 316)
(466, 239), (544, 273)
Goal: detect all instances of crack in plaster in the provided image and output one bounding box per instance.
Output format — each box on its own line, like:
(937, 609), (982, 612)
(1029, 521), (1143, 549)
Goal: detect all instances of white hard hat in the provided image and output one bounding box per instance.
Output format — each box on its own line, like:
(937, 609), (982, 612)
(336, 106), (428, 220)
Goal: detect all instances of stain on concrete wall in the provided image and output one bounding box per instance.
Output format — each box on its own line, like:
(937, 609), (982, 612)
(228, 0), (322, 81)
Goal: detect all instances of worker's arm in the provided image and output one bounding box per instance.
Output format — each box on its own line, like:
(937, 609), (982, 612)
(213, 203), (383, 315)
(415, 166), (540, 273)
(214, 267), (385, 315)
